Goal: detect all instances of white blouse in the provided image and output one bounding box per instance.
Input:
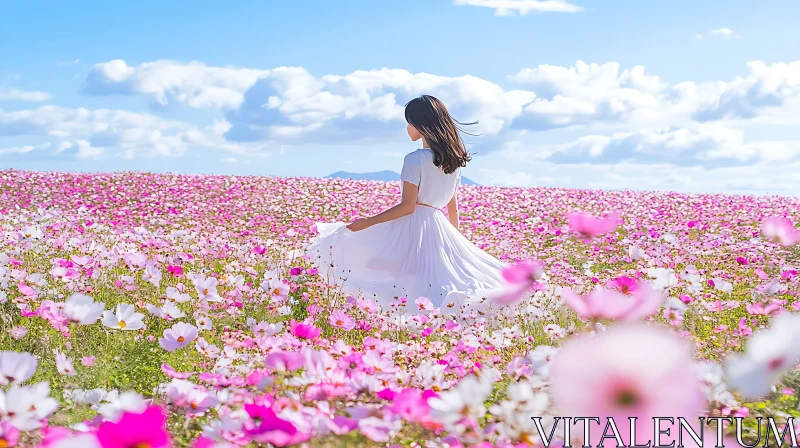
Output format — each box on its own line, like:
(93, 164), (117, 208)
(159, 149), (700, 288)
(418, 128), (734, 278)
(400, 148), (461, 209)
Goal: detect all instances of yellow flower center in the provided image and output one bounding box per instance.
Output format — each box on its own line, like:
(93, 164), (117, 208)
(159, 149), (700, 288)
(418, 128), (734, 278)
(119, 320), (127, 329)
(177, 336), (185, 343)
(273, 288), (281, 295)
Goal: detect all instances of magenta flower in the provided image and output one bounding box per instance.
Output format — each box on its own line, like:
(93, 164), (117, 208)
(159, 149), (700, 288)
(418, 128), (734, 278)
(561, 278), (664, 321)
(568, 211), (621, 239)
(288, 319), (321, 339)
(328, 310), (356, 330)
(96, 405), (172, 448)
(243, 403), (310, 447)
(265, 351), (306, 371)
(549, 323), (706, 447)
(0, 421), (19, 447)
(390, 388), (432, 423)
(491, 258), (546, 305)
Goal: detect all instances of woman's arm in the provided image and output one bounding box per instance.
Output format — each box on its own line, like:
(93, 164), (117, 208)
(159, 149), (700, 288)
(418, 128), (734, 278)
(347, 182), (418, 231)
(446, 192), (459, 231)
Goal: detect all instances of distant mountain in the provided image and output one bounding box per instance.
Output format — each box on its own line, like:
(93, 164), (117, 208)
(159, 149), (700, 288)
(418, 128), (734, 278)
(326, 170), (479, 186)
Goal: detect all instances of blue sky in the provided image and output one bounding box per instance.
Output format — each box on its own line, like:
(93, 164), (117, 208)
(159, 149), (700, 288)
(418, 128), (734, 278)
(2, 0), (800, 195)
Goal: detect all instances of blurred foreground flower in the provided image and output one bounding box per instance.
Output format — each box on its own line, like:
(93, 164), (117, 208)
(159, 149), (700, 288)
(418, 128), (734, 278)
(560, 277), (664, 321)
(549, 323), (706, 446)
(761, 217), (800, 246)
(490, 258), (545, 305)
(568, 211), (620, 239)
(725, 312), (800, 399)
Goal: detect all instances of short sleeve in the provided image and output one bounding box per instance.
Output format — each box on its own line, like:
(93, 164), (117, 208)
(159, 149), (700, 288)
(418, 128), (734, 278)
(400, 153), (421, 187)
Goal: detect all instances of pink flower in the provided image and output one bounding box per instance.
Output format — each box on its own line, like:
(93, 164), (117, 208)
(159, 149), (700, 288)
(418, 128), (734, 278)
(415, 297), (435, 311)
(761, 217), (799, 246)
(81, 356), (95, 367)
(288, 319), (321, 339)
(390, 388), (432, 423)
(491, 258), (546, 305)
(745, 299), (785, 316)
(328, 310), (356, 331)
(568, 211), (621, 239)
(0, 421), (19, 447)
(265, 352), (305, 371)
(561, 279), (664, 321)
(158, 322), (198, 352)
(161, 363), (192, 379)
(243, 404), (310, 447)
(549, 323), (706, 447)
(96, 405), (172, 448)
(9, 326), (27, 340)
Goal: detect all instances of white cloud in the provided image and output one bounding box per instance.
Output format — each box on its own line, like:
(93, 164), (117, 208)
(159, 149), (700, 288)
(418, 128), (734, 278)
(509, 60), (800, 131)
(505, 126), (800, 166)
(83, 59), (269, 109)
(0, 86), (52, 102)
(224, 66), (537, 144)
(75, 139), (104, 159)
(453, 0), (583, 15)
(709, 27), (741, 40)
(695, 33), (704, 41)
(0, 143), (51, 155)
(0, 106), (267, 159)
(221, 157), (238, 163)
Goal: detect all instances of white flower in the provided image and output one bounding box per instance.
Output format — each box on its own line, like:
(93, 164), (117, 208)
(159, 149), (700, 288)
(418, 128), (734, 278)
(725, 312), (800, 399)
(711, 277), (733, 294)
(628, 245), (644, 260)
(196, 314), (213, 330)
(55, 351), (77, 376)
(264, 278), (289, 301)
(544, 324), (566, 339)
(161, 301), (185, 319)
(143, 265), (162, 287)
(19, 226), (44, 240)
(526, 346), (558, 378)
(101, 303), (145, 330)
(49, 433), (102, 448)
(695, 361), (737, 408)
(0, 382), (59, 430)
(647, 268), (678, 291)
(0, 351), (38, 386)
(194, 276), (222, 302)
(682, 273), (705, 294)
(428, 374), (493, 427)
(64, 294), (105, 325)
(166, 286), (191, 303)
(97, 390), (147, 422)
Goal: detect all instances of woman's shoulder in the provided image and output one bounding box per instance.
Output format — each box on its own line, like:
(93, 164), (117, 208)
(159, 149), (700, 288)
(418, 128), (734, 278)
(403, 149), (429, 164)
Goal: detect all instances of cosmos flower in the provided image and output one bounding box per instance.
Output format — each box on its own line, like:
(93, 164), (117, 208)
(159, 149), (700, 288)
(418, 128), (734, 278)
(101, 304), (145, 330)
(159, 322), (199, 352)
(549, 323), (706, 447)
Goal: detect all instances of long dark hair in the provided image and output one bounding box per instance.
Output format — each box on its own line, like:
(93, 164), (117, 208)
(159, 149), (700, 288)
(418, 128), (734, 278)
(404, 95), (475, 174)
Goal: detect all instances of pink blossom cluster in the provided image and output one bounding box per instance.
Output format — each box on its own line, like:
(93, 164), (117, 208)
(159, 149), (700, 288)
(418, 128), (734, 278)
(0, 169), (799, 447)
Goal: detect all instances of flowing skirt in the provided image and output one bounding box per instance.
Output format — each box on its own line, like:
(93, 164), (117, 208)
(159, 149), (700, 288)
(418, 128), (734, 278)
(305, 205), (507, 309)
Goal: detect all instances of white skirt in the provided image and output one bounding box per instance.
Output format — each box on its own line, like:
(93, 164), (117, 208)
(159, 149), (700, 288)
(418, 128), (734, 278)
(306, 205), (508, 309)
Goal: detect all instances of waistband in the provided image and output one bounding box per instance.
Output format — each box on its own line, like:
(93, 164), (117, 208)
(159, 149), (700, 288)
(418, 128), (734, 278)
(416, 202), (439, 209)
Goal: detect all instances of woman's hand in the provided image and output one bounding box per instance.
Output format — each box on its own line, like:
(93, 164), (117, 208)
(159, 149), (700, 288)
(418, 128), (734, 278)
(346, 218), (372, 232)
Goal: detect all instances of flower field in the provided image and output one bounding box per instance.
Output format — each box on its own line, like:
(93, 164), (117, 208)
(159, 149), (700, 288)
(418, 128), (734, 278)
(2, 168), (800, 447)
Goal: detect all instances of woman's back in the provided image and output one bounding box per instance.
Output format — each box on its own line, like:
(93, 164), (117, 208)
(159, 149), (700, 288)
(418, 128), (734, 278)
(400, 148), (461, 209)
